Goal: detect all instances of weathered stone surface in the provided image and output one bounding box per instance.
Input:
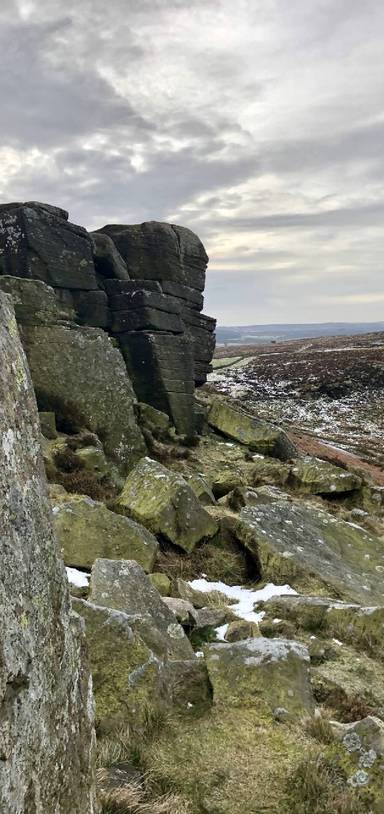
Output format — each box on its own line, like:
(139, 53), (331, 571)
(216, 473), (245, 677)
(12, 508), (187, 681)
(20, 321), (146, 473)
(73, 599), (166, 733)
(0, 275), (64, 324)
(208, 399), (296, 459)
(205, 637), (313, 716)
(163, 597), (195, 625)
(138, 402), (171, 434)
(52, 494), (158, 571)
(113, 457), (218, 552)
(164, 659), (212, 714)
(97, 221), (208, 291)
(261, 594), (384, 660)
(237, 502), (384, 604)
(0, 292), (97, 813)
(90, 232), (130, 281)
(225, 619), (260, 642)
(72, 289), (111, 328)
(89, 558), (194, 660)
(0, 201), (97, 289)
(290, 456), (362, 495)
(251, 457), (292, 486)
(192, 607), (227, 630)
(120, 331), (196, 434)
(185, 473), (216, 505)
(324, 717), (384, 805)
(148, 572), (171, 596)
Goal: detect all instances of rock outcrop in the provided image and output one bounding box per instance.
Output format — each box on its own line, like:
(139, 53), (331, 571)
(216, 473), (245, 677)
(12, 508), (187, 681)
(0, 292), (97, 813)
(0, 202), (216, 437)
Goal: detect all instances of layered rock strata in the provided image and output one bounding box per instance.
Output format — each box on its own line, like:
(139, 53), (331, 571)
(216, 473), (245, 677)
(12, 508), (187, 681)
(0, 202), (215, 436)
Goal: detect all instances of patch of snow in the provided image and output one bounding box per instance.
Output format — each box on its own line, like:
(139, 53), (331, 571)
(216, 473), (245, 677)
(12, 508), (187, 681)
(189, 578), (297, 623)
(215, 623), (229, 641)
(66, 567), (89, 588)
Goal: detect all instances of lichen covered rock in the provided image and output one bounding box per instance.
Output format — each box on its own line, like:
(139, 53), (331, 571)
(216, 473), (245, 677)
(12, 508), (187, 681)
(52, 494), (158, 572)
(205, 637), (314, 717)
(208, 398), (296, 459)
(0, 292), (97, 813)
(89, 558), (194, 660)
(290, 456), (362, 495)
(20, 321), (146, 474)
(237, 502), (384, 603)
(113, 457), (218, 552)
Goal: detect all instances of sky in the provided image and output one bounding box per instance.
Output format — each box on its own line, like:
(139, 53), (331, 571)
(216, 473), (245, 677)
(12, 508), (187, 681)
(1, 0), (384, 326)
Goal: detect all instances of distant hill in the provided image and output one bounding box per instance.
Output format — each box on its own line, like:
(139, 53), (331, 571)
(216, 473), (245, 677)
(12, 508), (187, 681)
(216, 322), (384, 345)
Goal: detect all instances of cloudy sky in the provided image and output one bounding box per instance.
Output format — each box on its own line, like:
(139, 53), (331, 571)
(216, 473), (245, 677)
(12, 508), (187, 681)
(1, 0), (384, 325)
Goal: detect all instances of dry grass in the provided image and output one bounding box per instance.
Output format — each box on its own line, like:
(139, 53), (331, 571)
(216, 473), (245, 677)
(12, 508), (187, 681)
(283, 752), (372, 814)
(98, 774), (190, 814)
(303, 714), (336, 745)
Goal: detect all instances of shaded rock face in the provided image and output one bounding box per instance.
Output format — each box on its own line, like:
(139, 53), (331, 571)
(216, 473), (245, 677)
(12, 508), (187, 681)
(0, 202), (215, 438)
(96, 220), (216, 427)
(0, 292), (97, 813)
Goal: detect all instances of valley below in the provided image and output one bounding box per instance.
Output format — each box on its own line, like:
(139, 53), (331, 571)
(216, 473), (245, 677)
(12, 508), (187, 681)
(210, 331), (384, 476)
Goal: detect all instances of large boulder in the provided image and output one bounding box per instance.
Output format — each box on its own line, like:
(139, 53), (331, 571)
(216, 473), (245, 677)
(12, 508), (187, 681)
(0, 201), (97, 289)
(205, 637), (313, 717)
(208, 399), (296, 459)
(20, 321), (146, 474)
(113, 457), (218, 552)
(236, 502), (384, 604)
(72, 599), (166, 733)
(0, 292), (97, 813)
(290, 456), (362, 495)
(52, 494), (158, 572)
(89, 558), (194, 660)
(96, 221), (208, 291)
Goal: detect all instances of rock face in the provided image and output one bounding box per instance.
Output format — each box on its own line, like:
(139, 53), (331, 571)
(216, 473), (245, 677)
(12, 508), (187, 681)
(113, 456), (218, 552)
(0, 292), (97, 813)
(52, 494), (159, 572)
(0, 202), (215, 439)
(21, 321), (146, 474)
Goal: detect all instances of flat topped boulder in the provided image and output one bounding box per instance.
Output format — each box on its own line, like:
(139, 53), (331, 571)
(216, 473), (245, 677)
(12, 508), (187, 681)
(237, 502), (384, 604)
(89, 558), (194, 660)
(208, 398), (296, 460)
(290, 456), (362, 495)
(52, 494), (158, 572)
(205, 637), (313, 716)
(97, 220), (208, 292)
(113, 457), (218, 552)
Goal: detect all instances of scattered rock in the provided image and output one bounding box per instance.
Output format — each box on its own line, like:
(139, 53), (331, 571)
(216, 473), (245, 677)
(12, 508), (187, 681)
(236, 502), (384, 603)
(52, 494), (159, 572)
(208, 398), (296, 459)
(113, 457), (218, 553)
(290, 456), (362, 495)
(205, 637), (314, 716)
(89, 558), (194, 660)
(149, 572), (172, 596)
(225, 619), (260, 642)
